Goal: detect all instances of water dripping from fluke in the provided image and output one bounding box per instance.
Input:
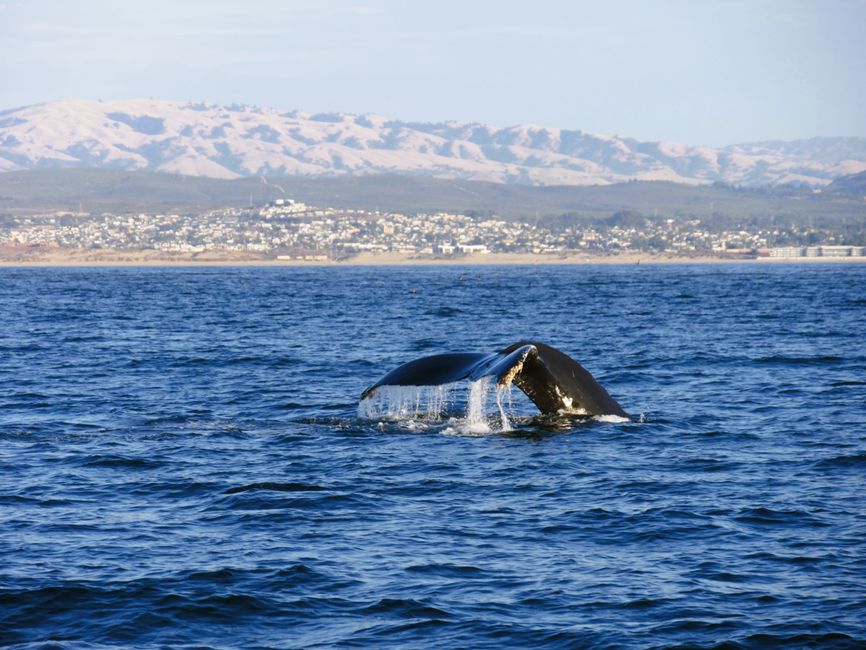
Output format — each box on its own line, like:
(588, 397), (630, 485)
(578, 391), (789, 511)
(357, 383), (455, 421)
(359, 341), (628, 419)
(357, 379), (515, 435)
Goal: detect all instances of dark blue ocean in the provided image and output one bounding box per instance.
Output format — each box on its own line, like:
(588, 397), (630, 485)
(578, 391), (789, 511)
(1, 264), (865, 649)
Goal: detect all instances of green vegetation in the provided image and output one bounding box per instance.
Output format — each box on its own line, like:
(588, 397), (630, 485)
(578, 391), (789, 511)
(0, 169), (864, 229)
(828, 170), (866, 195)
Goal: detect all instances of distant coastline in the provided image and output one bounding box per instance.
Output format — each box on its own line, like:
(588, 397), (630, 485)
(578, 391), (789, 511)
(2, 248), (866, 267)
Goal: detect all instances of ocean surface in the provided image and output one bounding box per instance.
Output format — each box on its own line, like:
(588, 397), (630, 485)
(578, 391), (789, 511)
(1, 264), (865, 649)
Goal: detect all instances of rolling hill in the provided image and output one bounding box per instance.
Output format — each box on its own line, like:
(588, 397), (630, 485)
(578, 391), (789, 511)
(2, 99), (865, 187)
(2, 169), (864, 228)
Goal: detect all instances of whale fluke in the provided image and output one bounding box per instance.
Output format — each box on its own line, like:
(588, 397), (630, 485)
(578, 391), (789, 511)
(361, 341), (627, 417)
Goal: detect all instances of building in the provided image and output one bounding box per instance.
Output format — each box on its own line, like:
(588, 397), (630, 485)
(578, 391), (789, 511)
(769, 247), (805, 258)
(456, 243), (490, 254)
(770, 245), (866, 258)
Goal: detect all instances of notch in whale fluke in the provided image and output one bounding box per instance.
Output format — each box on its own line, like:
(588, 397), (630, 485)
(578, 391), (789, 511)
(360, 341), (627, 417)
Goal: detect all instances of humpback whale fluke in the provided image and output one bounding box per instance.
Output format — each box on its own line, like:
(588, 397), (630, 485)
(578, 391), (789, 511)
(361, 341), (627, 417)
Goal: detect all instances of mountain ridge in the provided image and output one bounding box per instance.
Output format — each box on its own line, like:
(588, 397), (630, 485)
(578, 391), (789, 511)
(2, 99), (865, 187)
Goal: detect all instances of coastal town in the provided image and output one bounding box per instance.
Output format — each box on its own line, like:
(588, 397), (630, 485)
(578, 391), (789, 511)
(1, 199), (864, 261)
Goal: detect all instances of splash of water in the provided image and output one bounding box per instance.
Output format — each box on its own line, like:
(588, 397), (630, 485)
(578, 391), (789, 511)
(358, 378), (514, 434)
(464, 377), (492, 434)
(495, 382), (513, 431)
(592, 414), (631, 423)
(357, 383), (454, 420)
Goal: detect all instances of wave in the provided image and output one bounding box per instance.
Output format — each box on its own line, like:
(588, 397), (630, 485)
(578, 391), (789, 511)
(814, 453), (866, 469)
(357, 597), (453, 619)
(405, 563), (486, 577)
(738, 632), (864, 649)
(223, 482), (327, 494)
(734, 507), (829, 527)
(79, 455), (165, 470)
(424, 306), (464, 317)
(756, 355), (846, 365)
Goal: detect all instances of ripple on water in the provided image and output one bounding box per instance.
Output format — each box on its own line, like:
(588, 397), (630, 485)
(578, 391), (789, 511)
(1, 265), (865, 648)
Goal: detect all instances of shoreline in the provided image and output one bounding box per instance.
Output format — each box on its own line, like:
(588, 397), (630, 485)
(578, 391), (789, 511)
(2, 249), (866, 267)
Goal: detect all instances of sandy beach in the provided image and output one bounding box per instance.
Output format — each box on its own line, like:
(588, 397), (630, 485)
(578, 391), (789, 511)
(2, 247), (865, 267)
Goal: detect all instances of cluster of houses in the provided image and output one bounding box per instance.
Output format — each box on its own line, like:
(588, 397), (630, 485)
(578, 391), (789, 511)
(1, 199), (863, 259)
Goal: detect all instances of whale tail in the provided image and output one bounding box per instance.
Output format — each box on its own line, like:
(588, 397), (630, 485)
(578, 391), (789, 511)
(361, 341), (627, 417)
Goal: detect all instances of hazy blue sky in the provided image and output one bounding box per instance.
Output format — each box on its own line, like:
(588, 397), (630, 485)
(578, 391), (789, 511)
(1, 0), (863, 146)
